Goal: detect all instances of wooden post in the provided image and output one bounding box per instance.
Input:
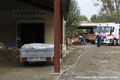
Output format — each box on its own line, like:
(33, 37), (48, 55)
(54, 0), (60, 73)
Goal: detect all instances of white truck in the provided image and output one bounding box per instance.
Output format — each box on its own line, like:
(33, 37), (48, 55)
(20, 43), (61, 65)
(94, 23), (120, 45)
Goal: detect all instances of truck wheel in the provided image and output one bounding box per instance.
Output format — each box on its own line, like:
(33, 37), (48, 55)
(113, 39), (117, 46)
(23, 61), (29, 65)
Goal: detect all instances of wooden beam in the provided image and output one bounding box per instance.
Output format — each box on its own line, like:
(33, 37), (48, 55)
(54, 0), (60, 73)
(16, 0), (54, 12)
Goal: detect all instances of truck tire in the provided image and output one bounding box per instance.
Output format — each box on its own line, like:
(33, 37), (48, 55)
(112, 39), (117, 46)
(23, 61), (29, 65)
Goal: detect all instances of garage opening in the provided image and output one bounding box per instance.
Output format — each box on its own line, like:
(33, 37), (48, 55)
(17, 23), (45, 47)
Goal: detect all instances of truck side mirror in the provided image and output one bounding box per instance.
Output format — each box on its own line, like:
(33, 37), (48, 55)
(110, 27), (114, 32)
(112, 27), (114, 32)
(110, 27), (113, 35)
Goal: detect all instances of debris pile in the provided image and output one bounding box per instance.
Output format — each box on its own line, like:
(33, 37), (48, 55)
(0, 49), (20, 61)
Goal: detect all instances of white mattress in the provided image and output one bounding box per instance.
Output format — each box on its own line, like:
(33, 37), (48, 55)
(21, 43), (54, 49)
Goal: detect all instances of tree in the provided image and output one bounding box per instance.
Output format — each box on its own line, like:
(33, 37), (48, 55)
(91, 15), (97, 22)
(91, 13), (117, 23)
(66, 0), (81, 36)
(96, 0), (120, 23)
(79, 15), (88, 21)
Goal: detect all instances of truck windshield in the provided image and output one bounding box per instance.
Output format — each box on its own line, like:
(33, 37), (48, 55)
(95, 26), (110, 33)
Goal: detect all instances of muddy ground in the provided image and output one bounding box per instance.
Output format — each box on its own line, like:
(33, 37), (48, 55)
(0, 44), (120, 80)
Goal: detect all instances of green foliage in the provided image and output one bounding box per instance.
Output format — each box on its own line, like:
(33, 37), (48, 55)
(91, 15), (97, 22)
(95, 0), (120, 23)
(66, 0), (80, 35)
(79, 15), (88, 21)
(91, 11), (119, 23)
(66, 0), (88, 36)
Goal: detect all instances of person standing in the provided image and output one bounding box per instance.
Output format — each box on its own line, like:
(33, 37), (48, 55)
(96, 32), (102, 47)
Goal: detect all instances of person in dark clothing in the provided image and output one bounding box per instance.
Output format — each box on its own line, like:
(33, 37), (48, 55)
(96, 32), (102, 47)
(78, 35), (85, 45)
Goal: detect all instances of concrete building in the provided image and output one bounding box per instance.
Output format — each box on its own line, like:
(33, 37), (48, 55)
(0, 0), (71, 73)
(0, 0), (70, 48)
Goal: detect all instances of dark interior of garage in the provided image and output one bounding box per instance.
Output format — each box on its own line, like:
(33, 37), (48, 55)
(17, 23), (45, 47)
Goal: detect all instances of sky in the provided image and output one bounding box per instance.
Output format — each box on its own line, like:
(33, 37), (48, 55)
(77, 0), (102, 20)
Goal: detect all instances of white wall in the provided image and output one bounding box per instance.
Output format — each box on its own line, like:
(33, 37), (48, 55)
(45, 11), (54, 44)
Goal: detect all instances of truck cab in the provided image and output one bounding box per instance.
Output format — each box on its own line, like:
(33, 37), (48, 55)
(95, 23), (120, 45)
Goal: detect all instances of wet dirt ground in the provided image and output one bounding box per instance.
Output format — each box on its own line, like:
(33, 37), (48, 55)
(0, 44), (120, 80)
